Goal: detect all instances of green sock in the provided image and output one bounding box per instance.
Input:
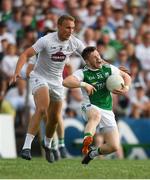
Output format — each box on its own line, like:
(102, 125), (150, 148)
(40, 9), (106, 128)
(58, 138), (65, 147)
(84, 132), (92, 139)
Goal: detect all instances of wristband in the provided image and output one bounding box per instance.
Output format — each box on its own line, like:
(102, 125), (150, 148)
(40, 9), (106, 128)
(80, 82), (87, 87)
(124, 85), (129, 90)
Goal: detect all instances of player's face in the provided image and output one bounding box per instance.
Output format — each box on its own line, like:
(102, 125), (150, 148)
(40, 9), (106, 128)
(87, 50), (103, 69)
(58, 20), (75, 41)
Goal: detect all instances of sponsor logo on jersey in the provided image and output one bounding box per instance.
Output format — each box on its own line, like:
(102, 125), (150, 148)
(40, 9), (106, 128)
(88, 76), (95, 80)
(51, 52), (66, 62)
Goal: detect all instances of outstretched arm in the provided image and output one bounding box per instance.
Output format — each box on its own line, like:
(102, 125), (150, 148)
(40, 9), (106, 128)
(63, 75), (81, 88)
(63, 75), (96, 95)
(10, 47), (36, 84)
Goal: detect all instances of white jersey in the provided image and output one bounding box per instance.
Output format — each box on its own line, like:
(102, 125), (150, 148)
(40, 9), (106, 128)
(20, 56), (37, 80)
(31, 32), (85, 85)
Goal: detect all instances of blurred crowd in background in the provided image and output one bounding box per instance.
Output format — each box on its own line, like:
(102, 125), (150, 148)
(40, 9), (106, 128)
(0, 0), (150, 139)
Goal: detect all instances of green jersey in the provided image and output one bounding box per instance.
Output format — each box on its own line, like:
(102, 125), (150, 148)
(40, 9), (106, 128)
(73, 64), (120, 110)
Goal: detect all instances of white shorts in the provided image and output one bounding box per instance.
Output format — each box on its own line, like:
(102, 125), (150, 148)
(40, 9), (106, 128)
(29, 73), (64, 101)
(81, 104), (117, 133)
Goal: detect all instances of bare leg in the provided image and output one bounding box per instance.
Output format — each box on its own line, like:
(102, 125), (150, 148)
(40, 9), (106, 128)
(82, 127), (121, 164)
(82, 107), (101, 155)
(28, 87), (50, 135)
(99, 128), (120, 154)
(85, 107), (101, 135)
(21, 87), (50, 160)
(57, 117), (64, 139)
(56, 116), (68, 158)
(46, 100), (63, 139)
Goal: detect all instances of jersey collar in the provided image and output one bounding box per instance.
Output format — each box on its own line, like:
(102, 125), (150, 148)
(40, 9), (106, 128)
(85, 65), (102, 71)
(56, 31), (70, 43)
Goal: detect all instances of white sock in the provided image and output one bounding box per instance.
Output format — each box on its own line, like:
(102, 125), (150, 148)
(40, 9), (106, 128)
(52, 139), (58, 150)
(22, 133), (35, 150)
(58, 143), (65, 148)
(44, 136), (53, 148)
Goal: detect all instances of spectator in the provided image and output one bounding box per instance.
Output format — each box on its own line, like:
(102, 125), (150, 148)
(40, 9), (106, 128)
(0, 39), (9, 61)
(6, 7), (22, 37)
(138, 13), (150, 36)
(114, 49), (129, 69)
(74, 17), (86, 40)
(16, 12), (35, 45)
(0, 0), (13, 22)
(77, 0), (88, 20)
(129, 60), (145, 96)
(130, 83), (150, 118)
(80, 2), (98, 27)
(135, 31), (150, 71)
(129, 0), (143, 29)
(97, 33), (117, 63)
(109, 26), (125, 52)
(92, 15), (115, 39)
(83, 28), (96, 46)
(108, 8), (124, 31)
(19, 27), (37, 50)
(1, 44), (19, 81)
(124, 14), (136, 40)
(124, 42), (135, 59)
(0, 21), (16, 52)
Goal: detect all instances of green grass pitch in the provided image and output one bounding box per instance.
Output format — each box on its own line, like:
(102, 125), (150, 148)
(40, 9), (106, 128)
(0, 157), (150, 179)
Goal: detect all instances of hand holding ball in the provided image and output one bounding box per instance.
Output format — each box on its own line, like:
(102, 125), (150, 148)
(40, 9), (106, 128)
(106, 74), (124, 92)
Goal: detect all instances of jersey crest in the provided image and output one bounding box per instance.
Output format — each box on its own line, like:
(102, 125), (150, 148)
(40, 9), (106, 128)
(51, 52), (66, 62)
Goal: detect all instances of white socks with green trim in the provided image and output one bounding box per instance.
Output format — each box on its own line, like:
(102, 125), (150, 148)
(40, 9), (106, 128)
(22, 133), (35, 150)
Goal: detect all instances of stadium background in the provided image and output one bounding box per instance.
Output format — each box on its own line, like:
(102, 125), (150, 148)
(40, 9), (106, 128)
(0, 0), (150, 160)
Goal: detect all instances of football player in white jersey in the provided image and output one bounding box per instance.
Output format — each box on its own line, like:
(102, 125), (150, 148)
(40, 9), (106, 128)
(10, 15), (85, 162)
(20, 58), (69, 160)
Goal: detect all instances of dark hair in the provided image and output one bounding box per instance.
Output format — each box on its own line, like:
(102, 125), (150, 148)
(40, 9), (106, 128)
(57, 15), (75, 25)
(97, 39), (104, 46)
(81, 46), (97, 60)
(25, 26), (35, 33)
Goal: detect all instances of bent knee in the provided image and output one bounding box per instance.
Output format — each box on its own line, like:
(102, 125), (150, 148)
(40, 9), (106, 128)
(110, 144), (120, 153)
(36, 107), (48, 115)
(50, 113), (61, 122)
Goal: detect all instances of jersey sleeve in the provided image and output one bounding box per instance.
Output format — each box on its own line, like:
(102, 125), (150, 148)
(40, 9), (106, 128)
(75, 39), (85, 55)
(110, 64), (120, 75)
(73, 69), (84, 81)
(29, 56), (37, 64)
(32, 37), (46, 53)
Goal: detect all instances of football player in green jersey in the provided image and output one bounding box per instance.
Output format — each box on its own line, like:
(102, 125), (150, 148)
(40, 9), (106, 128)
(63, 46), (131, 164)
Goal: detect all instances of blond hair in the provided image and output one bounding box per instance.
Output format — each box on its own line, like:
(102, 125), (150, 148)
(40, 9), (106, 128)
(57, 15), (75, 25)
